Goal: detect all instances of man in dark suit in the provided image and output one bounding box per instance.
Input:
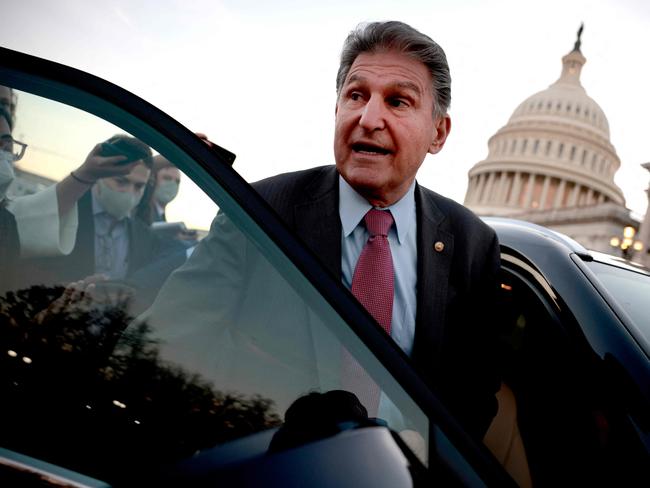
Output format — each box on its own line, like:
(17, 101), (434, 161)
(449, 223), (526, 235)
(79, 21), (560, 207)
(142, 21), (500, 440)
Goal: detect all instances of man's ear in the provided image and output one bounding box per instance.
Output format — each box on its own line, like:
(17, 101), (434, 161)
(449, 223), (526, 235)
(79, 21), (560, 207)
(428, 114), (451, 155)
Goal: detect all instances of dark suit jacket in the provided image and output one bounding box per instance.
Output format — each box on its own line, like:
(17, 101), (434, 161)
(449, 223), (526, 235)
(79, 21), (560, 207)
(21, 191), (183, 287)
(0, 205), (20, 293)
(141, 165), (500, 438)
(253, 165), (501, 438)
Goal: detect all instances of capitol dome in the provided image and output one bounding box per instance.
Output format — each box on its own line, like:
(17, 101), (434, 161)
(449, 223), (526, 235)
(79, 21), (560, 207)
(463, 28), (633, 253)
(465, 33), (625, 215)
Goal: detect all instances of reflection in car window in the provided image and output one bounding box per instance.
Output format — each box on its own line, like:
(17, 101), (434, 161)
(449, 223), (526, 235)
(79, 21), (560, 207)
(0, 84), (430, 484)
(586, 261), (650, 349)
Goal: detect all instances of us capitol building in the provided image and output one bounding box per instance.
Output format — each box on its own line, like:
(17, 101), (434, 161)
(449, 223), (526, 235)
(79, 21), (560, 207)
(463, 26), (649, 262)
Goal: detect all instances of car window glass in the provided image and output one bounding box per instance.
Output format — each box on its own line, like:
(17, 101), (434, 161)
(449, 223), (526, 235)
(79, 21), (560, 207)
(586, 261), (650, 348)
(0, 85), (432, 484)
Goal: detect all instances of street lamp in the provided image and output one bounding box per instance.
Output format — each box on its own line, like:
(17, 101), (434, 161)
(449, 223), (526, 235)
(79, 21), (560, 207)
(610, 226), (643, 258)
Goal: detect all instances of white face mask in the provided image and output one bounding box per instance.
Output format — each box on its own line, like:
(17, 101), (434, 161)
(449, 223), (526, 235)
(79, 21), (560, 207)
(0, 150), (15, 201)
(154, 180), (179, 206)
(95, 179), (141, 220)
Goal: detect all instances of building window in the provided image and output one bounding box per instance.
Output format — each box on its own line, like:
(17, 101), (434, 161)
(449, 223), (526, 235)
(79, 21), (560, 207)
(533, 139), (539, 154)
(591, 153), (597, 169)
(510, 139), (517, 154)
(570, 146), (576, 161)
(576, 105), (581, 115)
(556, 101), (562, 111)
(558, 143), (564, 158)
(566, 104), (572, 112)
(546, 101), (552, 110)
(545, 141), (552, 156)
(521, 139), (528, 154)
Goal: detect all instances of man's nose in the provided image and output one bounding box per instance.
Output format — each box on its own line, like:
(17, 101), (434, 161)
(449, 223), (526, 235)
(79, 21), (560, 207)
(358, 96), (386, 131)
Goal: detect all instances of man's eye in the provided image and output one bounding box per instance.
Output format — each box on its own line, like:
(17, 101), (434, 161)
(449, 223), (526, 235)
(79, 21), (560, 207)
(388, 98), (408, 108)
(350, 92), (363, 101)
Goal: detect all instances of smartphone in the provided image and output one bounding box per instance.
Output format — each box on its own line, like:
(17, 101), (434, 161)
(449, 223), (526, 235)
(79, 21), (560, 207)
(101, 138), (146, 165)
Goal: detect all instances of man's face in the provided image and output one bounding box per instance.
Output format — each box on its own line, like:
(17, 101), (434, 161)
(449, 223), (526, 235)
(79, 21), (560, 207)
(102, 162), (150, 198)
(156, 166), (181, 186)
(334, 50), (450, 207)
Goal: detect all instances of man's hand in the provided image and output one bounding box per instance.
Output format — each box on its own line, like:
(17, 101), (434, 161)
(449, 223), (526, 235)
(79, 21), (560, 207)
(72, 143), (138, 184)
(195, 132), (214, 148)
(33, 274), (134, 324)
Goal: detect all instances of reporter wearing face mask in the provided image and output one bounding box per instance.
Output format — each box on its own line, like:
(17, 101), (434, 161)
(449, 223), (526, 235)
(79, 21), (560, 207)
(21, 135), (185, 287)
(152, 158), (181, 223)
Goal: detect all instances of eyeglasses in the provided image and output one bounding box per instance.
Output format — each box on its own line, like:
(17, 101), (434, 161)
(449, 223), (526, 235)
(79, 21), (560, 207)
(0, 135), (28, 161)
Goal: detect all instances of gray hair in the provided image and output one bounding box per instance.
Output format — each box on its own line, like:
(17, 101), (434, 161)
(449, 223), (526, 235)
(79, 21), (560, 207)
(335, 21), (451, 118)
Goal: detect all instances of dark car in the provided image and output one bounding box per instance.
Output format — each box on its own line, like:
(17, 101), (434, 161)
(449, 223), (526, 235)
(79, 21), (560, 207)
(485, 217), (649, 486)
(0, 46), (647, 487)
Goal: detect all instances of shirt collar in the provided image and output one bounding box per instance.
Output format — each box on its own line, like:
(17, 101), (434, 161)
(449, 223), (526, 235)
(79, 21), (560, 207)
(338, 175), (416, 244)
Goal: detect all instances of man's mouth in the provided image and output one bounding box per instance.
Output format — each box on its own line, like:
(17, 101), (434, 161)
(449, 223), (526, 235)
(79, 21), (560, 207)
(351, 142), (391, 156)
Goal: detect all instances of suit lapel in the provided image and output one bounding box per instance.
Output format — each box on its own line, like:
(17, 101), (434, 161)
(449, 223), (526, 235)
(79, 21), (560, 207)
(412, 185), (454, 378)
(292, 167), (341, 279)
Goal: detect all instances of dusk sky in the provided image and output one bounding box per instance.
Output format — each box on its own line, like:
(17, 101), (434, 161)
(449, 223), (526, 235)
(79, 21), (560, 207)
(2, 0), (649, 228)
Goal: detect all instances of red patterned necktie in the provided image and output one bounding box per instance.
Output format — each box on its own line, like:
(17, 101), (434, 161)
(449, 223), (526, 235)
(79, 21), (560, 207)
(351, 209), (395, 333)
(342, 209), (395, 415)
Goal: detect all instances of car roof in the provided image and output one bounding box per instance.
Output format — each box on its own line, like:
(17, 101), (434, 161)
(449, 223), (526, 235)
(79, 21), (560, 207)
(482, 215), (650, 275)
(482, 216), (588, 252)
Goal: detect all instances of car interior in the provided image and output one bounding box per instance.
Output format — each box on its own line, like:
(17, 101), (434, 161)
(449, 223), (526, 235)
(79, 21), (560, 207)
(494, 255), (646, 487)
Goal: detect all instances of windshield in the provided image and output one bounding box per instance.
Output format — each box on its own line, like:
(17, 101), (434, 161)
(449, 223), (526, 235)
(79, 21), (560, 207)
(586, 260), (650, 353)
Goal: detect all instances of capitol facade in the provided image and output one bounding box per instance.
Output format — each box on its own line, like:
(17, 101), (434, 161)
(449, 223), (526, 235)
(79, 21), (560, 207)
(463, 30), (638, 255)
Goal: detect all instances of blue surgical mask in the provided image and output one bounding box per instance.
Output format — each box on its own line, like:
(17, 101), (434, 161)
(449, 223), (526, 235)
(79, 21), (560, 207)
(0, 150), (15, 201)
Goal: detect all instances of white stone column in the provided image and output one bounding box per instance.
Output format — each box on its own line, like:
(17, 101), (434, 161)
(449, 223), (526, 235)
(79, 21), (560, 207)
(482, 172), (496, 204)
(508, 172), (522, 206)
(523, 173), (536, 208)
(471, 175), (482, 204)
(464, 176), (475, 204)
(475, 173), (486, 203)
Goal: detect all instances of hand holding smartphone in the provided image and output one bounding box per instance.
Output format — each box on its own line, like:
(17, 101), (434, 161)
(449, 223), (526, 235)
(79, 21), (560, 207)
(101, 137), (146, 165)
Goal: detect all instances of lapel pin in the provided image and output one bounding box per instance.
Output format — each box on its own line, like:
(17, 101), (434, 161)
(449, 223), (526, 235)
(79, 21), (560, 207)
(434, 241), (445, 252)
